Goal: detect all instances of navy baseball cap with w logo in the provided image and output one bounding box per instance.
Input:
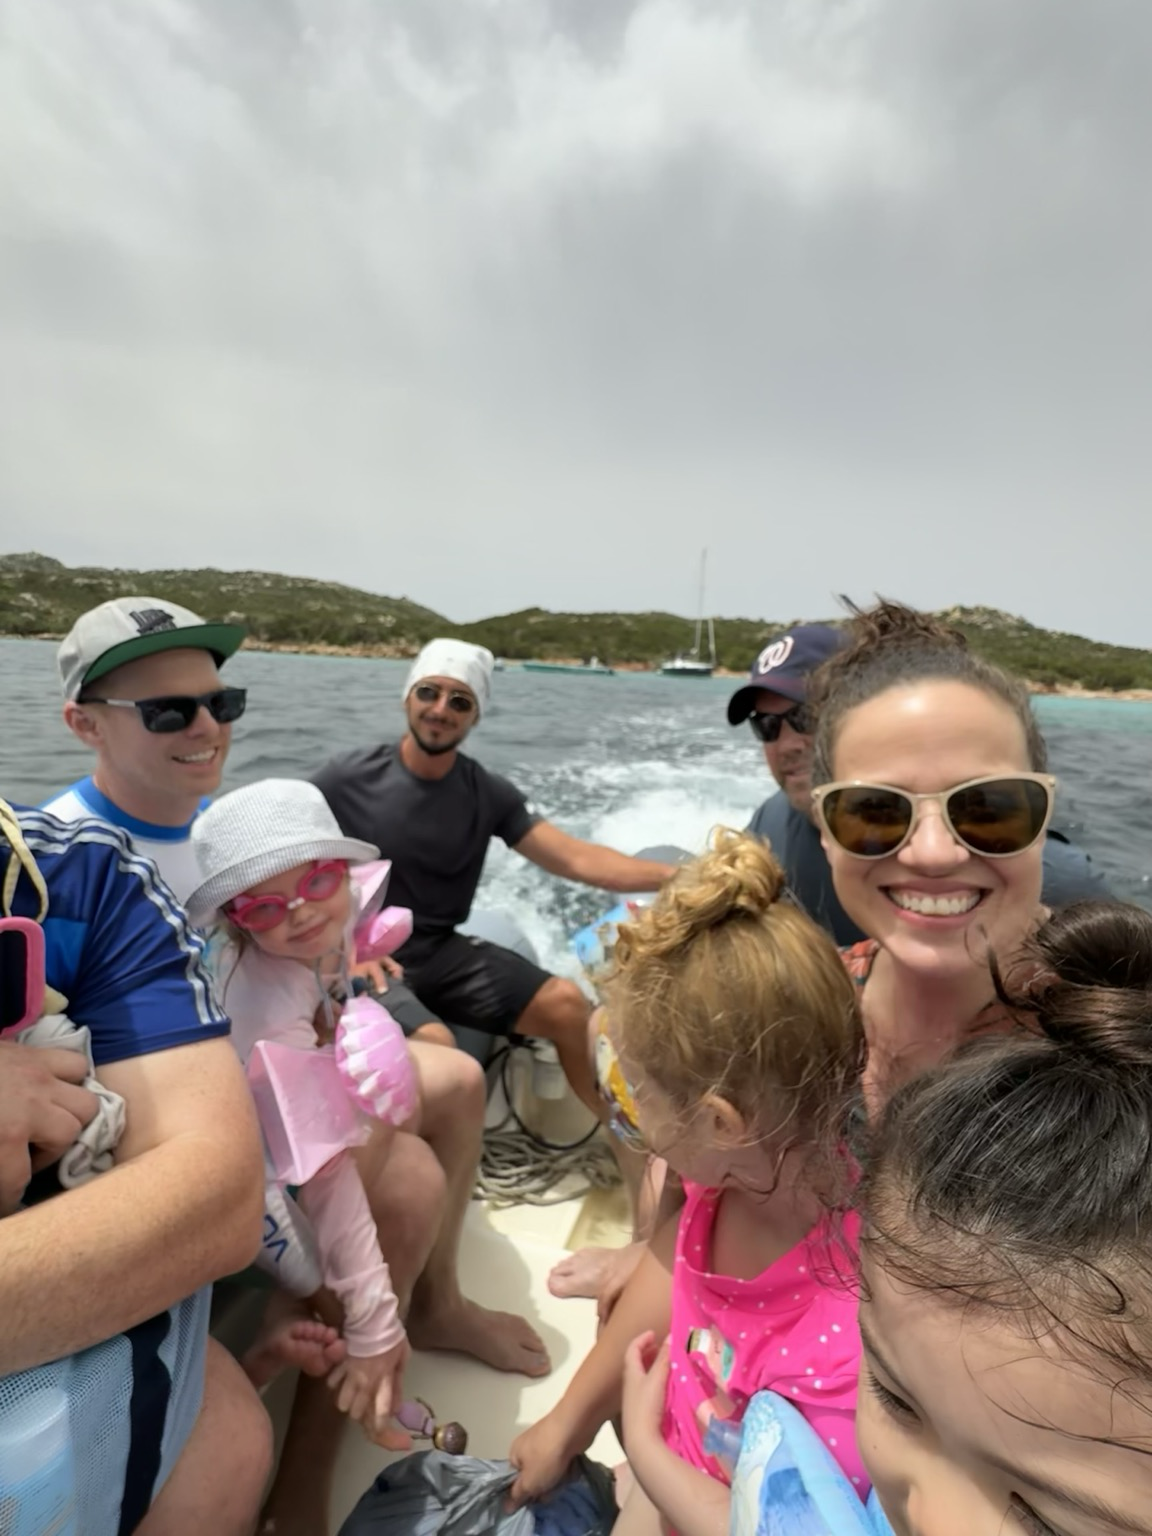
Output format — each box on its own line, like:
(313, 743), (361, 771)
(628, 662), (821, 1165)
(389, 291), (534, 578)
(58, 597), (247, 700)
(726, 623), (845, 725)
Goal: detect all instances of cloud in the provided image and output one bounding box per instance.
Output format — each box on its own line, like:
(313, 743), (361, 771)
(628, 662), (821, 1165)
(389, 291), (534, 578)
(2, 0), (1150, 641)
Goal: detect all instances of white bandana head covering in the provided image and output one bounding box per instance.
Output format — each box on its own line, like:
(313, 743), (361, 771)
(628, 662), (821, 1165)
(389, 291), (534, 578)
(403, 639), (495, 717)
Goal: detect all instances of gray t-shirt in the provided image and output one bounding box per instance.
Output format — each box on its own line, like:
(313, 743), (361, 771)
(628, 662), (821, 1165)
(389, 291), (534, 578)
(312, 742), (541, 959)
(747, 792), (1111, 947)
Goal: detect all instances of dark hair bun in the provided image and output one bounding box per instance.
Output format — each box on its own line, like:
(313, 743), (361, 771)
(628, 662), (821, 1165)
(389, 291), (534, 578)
(998, 902), (1152, 1067)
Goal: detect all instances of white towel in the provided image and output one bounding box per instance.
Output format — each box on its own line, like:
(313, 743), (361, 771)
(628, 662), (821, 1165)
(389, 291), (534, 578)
(14, 1012), (126, 1186)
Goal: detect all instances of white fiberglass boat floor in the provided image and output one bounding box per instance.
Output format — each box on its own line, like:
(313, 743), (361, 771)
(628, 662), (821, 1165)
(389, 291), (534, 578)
(264, 1160), (632, 1530)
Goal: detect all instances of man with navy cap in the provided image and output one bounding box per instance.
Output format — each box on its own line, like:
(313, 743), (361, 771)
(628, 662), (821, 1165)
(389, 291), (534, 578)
(730, 624), (1111, 945)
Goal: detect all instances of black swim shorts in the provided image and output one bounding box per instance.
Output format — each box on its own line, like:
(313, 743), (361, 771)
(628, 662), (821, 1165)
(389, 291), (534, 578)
(382, 933), (552, 1038)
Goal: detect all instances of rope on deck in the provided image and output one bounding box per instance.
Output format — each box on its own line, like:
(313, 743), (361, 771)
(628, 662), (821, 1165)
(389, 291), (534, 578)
(475, 1126), (622, 1207)
(473, 1045), (623, 1208)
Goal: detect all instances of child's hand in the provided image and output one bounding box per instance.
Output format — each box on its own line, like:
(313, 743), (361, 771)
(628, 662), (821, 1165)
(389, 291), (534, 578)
(506, 1412), (580, 1510)
(327, 1336), (412, 1448)
(621, 1331), (670, 1457)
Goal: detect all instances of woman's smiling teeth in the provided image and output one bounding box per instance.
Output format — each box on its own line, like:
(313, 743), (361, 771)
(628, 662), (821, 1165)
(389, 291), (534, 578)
(886, 889), (983, 917)
(174, 748), (216, 764)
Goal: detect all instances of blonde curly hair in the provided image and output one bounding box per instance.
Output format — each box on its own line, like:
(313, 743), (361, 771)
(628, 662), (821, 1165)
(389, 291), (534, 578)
(608, 828), (862, 1146)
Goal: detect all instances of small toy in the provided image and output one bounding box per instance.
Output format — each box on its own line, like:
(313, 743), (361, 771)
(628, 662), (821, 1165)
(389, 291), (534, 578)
(394, 1398), (468, 1455)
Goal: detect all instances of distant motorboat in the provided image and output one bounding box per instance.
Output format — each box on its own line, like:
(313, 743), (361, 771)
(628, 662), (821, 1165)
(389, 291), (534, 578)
(522, 657), (615, 676)
(661, 548), (716, 677)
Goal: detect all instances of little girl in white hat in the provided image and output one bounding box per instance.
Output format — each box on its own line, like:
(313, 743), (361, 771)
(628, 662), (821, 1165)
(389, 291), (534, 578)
(187, 777), (414, 1442)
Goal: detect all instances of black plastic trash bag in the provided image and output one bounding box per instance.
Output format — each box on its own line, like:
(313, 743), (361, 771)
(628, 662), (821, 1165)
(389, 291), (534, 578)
(337, 1450), (616, 1536)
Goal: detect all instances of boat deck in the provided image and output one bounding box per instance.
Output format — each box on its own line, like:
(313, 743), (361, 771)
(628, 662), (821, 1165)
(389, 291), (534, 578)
(260, 1116), (631, 1527)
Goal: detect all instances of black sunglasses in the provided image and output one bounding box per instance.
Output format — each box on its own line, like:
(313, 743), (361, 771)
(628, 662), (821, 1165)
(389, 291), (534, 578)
(748, 702), (812, 743)
(412, 682), (475, 714)
(83, 687), (248, 734)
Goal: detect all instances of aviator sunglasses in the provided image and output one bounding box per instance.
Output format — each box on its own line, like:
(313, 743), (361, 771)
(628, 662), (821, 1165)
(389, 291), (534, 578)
(412, 682), (475, 714)
(811, 774), (1057, 860)
(748, 702), (812, 743)
(224, 859), (347, 933)
(83, 687), (248, 734)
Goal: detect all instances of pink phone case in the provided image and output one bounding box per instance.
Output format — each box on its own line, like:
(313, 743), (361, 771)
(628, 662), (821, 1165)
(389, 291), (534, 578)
(0, 917), (46, 1038)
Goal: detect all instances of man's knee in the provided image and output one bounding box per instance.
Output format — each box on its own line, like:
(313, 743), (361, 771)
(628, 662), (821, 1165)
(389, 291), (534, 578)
(375, 1131), (448, 1224)
(411, 1020), (457, 1049)
(138, 1340), (272, 1536)
(523, 977), (591, 1043)
(410, 1036), (486, 1125)
(445, 1048), (486, 1118)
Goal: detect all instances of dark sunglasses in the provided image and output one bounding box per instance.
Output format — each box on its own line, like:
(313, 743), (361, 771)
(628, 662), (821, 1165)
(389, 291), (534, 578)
(83, 687), (248, 734)
(412, 682), (475, 714)
(811, 774), (1057, 860)
(749, 702), (812, 743)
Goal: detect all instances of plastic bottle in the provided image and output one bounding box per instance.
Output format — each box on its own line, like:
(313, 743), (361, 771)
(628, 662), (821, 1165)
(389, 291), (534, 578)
(0, 1382), (77, 1536)
(530, 1039), (567, 1101)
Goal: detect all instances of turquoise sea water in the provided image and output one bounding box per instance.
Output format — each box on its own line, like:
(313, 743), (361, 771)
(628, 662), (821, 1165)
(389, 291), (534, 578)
(2, 638), (1148, 972)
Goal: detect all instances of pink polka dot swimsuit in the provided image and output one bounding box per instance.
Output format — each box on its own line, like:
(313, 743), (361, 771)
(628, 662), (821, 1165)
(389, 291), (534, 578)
(662, 1182), (869, 1496)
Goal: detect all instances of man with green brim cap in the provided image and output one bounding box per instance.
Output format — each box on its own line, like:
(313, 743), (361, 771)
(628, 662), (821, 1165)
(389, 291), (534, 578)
(44, 597), (247, 899)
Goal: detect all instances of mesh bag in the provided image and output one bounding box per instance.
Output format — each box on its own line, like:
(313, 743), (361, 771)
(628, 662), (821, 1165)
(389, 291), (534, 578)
(0, 1288), (209, 1536)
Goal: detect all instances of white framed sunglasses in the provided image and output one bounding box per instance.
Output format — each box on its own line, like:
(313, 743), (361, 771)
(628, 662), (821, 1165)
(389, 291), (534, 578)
(811, 773), (1057, 860)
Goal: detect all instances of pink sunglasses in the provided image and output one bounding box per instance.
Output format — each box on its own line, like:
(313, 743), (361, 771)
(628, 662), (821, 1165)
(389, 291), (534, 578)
(225, 859), (348, 933)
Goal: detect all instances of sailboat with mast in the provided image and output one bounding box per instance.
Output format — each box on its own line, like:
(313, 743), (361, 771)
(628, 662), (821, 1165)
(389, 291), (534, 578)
(661, 548), (716, 677)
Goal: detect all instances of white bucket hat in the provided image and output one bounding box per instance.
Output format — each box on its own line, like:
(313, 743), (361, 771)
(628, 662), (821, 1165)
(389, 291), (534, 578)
(186, 779), (379, 926)
(404, 639), (495, 717)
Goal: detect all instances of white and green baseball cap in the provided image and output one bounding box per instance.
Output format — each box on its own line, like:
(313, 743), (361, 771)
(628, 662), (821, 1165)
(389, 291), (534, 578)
(58, 597), (247, 701)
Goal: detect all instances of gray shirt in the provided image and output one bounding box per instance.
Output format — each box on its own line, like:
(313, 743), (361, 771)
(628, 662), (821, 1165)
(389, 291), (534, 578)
(313, 742), (541, 960)
(747, 792), (1111, 947)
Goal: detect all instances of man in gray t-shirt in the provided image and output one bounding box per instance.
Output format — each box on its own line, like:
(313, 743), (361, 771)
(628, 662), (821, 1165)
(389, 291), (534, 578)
(313, 639), (678, 1113)
(731, 626), (1111, 945)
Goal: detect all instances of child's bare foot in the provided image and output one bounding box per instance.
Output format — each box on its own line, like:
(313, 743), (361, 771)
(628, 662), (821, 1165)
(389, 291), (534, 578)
(409, 1297), (551, 1377)
(548, 1241), (644, 1304)
(243, 1302), (346, 1390)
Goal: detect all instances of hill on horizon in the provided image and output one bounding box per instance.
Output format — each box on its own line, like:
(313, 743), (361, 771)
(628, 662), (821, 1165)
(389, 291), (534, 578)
(2, 552), (1150, 691)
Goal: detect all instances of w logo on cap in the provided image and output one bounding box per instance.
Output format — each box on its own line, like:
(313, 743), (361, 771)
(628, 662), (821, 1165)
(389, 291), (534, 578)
(129, 608), (178, 636)
(756, 636), (795, 674)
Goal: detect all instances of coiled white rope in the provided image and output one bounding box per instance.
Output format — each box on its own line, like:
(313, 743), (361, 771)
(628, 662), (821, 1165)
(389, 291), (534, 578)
(473, 1046), (623, 1208)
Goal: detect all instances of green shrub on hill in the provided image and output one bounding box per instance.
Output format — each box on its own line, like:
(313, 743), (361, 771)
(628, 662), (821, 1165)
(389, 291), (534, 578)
(0, 554), (444, 651)
(2, 556), (1150, 692)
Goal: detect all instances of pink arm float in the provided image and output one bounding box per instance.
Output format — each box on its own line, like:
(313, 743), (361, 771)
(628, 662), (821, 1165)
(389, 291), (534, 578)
(349, 861), (413, 964)
(247, 993), (418, 1185)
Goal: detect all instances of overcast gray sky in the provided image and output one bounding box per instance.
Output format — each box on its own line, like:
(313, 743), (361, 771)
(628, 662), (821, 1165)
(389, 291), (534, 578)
(3, 1), (1150, 642)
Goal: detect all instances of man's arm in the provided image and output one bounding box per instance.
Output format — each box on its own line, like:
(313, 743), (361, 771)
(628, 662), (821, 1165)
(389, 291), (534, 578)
(0, 1036), (262, 1375)
(513, 822), (677, 892)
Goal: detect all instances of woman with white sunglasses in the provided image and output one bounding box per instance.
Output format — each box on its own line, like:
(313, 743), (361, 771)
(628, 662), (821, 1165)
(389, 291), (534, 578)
(805, 599), (1056, 1107)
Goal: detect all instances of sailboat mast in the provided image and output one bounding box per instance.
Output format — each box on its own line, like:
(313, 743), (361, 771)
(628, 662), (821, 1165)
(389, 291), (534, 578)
(693, 547), (707, 655)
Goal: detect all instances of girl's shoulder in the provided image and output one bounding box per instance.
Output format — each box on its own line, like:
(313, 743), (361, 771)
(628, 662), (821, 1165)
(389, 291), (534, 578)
(839, 939), (879, 986)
